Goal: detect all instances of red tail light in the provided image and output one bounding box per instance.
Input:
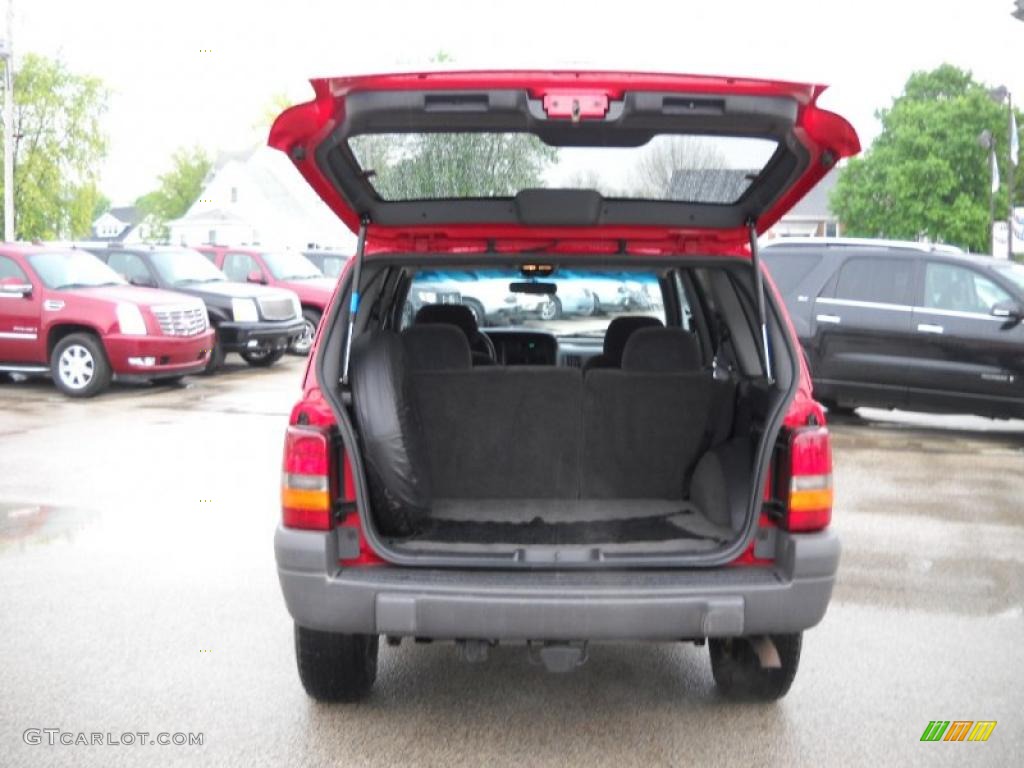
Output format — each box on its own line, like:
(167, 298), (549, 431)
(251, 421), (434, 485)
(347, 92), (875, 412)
(281, 426), (334, 530)
(783, 426), (833, 532)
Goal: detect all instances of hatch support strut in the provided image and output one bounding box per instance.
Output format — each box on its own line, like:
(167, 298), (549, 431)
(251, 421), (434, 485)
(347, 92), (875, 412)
(747, 218), (774, 384)
(341, 216), (369, 387)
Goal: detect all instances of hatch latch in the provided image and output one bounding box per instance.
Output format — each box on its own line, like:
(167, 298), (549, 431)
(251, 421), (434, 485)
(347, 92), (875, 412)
(542, 92), (609, 123)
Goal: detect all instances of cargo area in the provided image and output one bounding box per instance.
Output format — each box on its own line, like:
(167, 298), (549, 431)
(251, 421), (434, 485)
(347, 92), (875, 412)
(336, 259), (794, 564)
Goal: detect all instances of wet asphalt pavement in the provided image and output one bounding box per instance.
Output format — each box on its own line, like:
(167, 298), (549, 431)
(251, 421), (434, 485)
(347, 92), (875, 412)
(1, 357), (1022, 767)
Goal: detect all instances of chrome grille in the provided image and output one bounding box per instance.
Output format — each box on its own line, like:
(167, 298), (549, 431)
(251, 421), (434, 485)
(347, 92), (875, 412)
(258, 297), (297, 321)
(153, 305), (208, 337)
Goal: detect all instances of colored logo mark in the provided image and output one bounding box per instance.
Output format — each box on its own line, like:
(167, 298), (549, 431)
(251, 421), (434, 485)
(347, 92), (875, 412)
(920, 721), (997, 742)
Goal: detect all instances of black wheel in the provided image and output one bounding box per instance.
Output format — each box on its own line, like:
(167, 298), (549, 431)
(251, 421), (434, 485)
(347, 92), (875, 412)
(241, 347), (286, 367)
(291, 309), (321, 355)
(50, 333), (112, 397)
(295, 625), (378, 702)
(709, 633), (802, 701)
(463, 299), (486, 328)
(539, 296), (562, 321)
(203, 331), (225, 375)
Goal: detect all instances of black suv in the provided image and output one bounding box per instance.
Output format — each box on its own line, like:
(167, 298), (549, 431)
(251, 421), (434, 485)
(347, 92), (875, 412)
(762, 238), (1024, 418)
(85, 245), (306, 372)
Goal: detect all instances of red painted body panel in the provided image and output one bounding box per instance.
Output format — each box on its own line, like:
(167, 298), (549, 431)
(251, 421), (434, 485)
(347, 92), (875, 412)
(268, 70), (860, 252)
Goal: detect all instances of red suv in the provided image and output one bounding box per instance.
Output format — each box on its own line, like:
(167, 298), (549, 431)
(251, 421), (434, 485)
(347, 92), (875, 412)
(0, 245), (213, 396)
(196, 246), (336, 354)
(271, 71), (859, 703)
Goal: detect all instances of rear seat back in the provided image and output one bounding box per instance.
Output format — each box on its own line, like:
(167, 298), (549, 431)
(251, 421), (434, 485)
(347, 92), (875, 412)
(581, 328), (714, 498)
(403, 326), (581, 498)
(365, 324), (721, 507)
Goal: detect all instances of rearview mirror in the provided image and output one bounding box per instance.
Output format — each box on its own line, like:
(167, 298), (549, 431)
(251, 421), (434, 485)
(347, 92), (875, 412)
(0, 278), (32, 296)
(509, 281), (556, 295)
(991, 300), (1023, 321)
(247, 270), (266, 284)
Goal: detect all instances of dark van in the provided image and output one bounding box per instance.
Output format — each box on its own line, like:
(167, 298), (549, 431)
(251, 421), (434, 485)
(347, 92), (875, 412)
(762, 238), (1024, 418)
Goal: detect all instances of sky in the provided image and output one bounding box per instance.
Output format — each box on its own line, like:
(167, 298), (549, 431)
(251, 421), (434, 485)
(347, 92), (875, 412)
(10, 0), (1024, 207)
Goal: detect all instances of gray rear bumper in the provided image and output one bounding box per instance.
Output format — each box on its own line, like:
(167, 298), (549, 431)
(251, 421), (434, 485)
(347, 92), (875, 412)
(274, 526), (840, 641)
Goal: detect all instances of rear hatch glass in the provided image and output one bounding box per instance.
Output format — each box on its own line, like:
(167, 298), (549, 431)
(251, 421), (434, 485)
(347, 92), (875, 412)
(349, 133), (778, 204)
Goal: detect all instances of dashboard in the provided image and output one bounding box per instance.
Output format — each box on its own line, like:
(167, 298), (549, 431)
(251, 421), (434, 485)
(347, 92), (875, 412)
(483, 330), (601, 367)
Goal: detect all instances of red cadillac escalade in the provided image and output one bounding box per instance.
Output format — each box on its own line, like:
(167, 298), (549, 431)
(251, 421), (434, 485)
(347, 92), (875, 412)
(0, 245), (214, 397)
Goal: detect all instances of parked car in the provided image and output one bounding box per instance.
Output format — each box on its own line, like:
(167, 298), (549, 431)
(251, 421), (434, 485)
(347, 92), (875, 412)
(762, 238), (1024, 418)
(0, 245), (213, 397)
(270, 70), (858, 703)
(302, 249), (349, 279)
(195, 246), (336, 354)
(84, 245), (304, 372)
(403, 270), (522, 327)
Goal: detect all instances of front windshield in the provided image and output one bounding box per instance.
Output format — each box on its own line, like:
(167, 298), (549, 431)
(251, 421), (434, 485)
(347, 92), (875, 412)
(27, 251), (126, 290)
(403, 268), (665, 336)
(262, 251), (322, 281)
(149, 249), (227, 286)
(992, 262), (1024, 293)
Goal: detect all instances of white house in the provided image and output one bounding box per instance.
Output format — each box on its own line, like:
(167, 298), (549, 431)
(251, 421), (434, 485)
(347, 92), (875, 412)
(91, 206), (152, 242)
(766, 168), (841, 239)
(167, 146), (353, 251)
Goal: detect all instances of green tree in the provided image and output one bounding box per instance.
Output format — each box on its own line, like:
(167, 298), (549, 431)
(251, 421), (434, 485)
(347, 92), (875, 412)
(350, 133), (558, 200)
(0, 53), (109, 239)
(830, 64), (1023, 253)
(136, 146), (211, 240)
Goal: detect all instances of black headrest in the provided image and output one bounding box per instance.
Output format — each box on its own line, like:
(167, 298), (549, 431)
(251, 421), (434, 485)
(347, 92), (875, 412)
(414, 304), (480, 340)
(402, 324), (472, 371)
(622, 327), (702, 373)
(602, 316), (664, 366)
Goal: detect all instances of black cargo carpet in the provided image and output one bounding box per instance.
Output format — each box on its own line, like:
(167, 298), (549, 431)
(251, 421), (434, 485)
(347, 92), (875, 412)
(409, 513), (716, 546)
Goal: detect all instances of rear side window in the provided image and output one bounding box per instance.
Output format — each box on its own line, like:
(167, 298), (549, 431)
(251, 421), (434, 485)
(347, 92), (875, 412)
(833, 257), (914, 305)
(762, 250), (822, 295)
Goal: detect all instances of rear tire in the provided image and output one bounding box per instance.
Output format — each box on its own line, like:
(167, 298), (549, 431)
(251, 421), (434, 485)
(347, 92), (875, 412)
(241, 347), (285, 367)
(295, 625), (378, 702)
(709, 633), (801, 701)
(50, 333), (111, 398)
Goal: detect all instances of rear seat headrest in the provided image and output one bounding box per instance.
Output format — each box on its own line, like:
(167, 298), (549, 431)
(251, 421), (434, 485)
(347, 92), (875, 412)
(415, 304), (481, 338)
(621, 327), (703, 373)
(401, 324), (473, 371)
(602, 316), (664, 366)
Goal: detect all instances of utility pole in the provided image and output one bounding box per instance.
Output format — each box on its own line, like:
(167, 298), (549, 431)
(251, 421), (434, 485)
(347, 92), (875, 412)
(1008, 92), (1016, 260)
(2, 0), (12, 243)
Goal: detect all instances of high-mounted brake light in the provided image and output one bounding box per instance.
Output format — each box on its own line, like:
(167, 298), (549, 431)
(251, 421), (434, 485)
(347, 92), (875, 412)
(281, 426), (334, 530)
(784, 426), (833, 532)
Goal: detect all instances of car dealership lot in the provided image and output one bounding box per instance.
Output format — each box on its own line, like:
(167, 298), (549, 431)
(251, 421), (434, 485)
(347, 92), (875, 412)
(1, 360), (1021, 766)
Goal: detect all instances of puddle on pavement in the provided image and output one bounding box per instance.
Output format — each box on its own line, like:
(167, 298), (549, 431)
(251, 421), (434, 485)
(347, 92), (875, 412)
(834, 550), (1024, 618)
(0, 502), (98, 553)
